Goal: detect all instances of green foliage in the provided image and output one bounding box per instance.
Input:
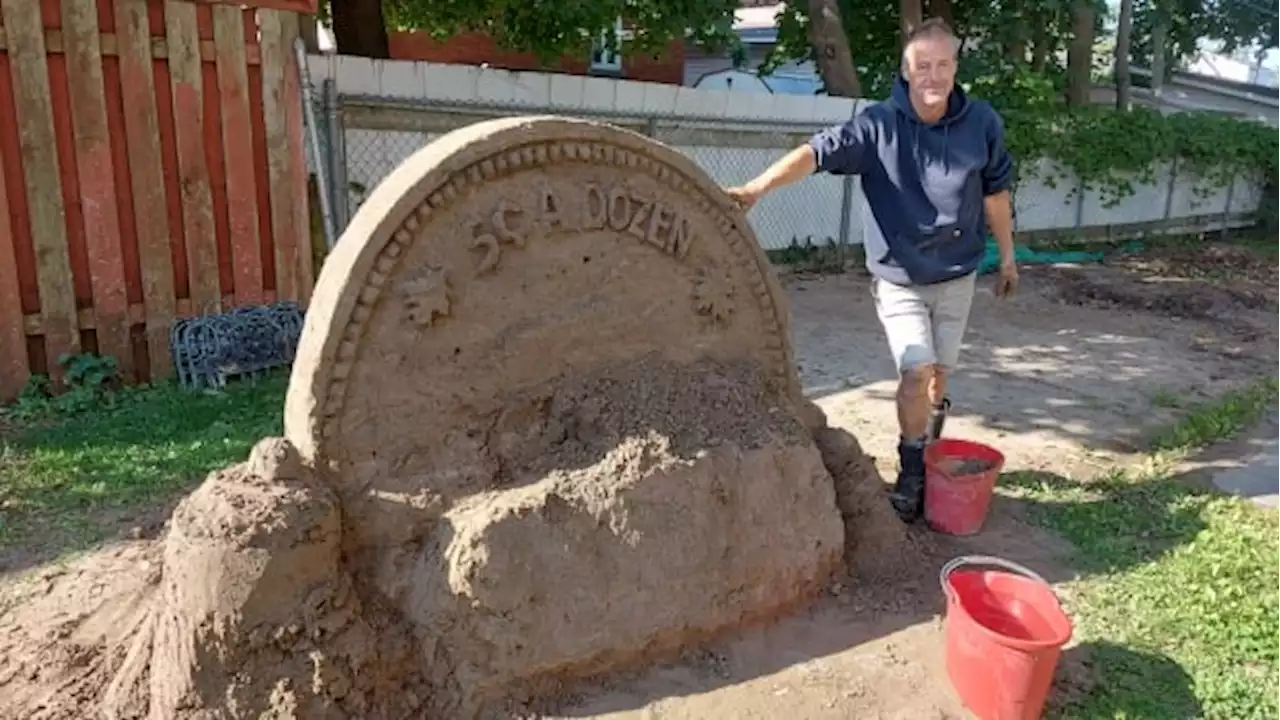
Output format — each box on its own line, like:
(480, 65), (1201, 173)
(763, 0), (902, 98)
(1210, 0), (1280, 51)
(1149, 378), (1279, 455)
(960, 52), (1064, 111)
(1132, 0), (1279, 72)
(379, 0), (740, 62)
(6, 353), (122, 422)
(764, 0), (1096, 99)
(1002, 103), (1279, 207)
(940, 9), (1277, 209)
(760, 4), (813, 77)
(1131, 1), (1205, 72)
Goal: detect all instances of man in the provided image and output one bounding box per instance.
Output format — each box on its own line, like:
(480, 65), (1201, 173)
(726, 18), (1018, 524)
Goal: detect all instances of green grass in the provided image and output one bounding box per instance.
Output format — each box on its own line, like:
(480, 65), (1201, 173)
(0, 374), (287, 556)
(1005, 376), (1280, 720)
(1149, 378), (1278, 455)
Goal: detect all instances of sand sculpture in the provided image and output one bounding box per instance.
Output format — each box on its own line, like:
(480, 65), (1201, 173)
(90, 116), (868, 718)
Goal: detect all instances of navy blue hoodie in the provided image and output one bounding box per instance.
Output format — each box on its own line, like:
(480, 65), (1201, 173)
(808, 76), (1013, 286)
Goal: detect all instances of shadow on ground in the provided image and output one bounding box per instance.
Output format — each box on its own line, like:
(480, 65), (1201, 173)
(1051, 641), (1202, 719)
(794, 269), (1276, 457)
(1000, 470), (1211, 576)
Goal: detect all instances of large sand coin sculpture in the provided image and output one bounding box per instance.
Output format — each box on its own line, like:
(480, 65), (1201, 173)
(102, 116), (846, 719)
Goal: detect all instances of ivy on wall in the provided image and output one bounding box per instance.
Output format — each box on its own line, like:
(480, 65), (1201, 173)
(1003, 106), (1278, 208)
(963, 65), (1278, 210)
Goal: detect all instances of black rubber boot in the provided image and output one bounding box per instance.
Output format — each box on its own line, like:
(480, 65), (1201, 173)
(889, 438), (927, 523)
(926, 398), (951, 444)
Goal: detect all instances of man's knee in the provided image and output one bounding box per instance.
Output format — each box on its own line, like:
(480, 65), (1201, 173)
(898, 364), (935, 396)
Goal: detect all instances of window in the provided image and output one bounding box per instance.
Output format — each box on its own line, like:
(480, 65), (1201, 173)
(590, 18), (624, 74)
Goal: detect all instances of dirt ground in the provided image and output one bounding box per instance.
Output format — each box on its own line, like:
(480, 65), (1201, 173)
(1, 245), (1276, 719)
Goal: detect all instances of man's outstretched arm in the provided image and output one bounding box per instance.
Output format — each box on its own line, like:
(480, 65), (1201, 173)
(727, 116), (870, 209)
(725, 145), (817, 209)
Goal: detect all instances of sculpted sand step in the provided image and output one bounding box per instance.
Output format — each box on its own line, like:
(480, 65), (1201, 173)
(99, 116), (856, 718)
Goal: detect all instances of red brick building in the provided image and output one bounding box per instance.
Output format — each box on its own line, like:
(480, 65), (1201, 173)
(387, 31), (686, 85)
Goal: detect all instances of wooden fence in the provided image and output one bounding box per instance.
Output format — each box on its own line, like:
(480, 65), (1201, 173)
(0, 0), (312, 401)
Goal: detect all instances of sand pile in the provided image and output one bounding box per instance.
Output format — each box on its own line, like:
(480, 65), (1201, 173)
(99, 438), (431, 718)
(0, 408), (891, 719)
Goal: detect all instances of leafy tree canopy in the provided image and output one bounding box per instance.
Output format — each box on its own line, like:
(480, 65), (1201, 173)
(764, 0), (1099, 99)
(1192, 0), (1278, 53)
(379, 0), (741, 61)
(1132, 0), (1278, 71)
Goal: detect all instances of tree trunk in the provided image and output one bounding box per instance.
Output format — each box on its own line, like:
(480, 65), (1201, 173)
(1065, 0), (1095, 106)
(1114, 0), (1133, 110)
(807, 0), (863, 97)
(1004, 0), (1026, 63)
(927, 0), (953, 26)
(299, 14), (321, 54)
(900, 0), (923, 39)
(331, 0), (390, 58)
(1030, 19), (1049, 71)
(1007, 37), (1027, 63)
(1150, 14), (1167, 106)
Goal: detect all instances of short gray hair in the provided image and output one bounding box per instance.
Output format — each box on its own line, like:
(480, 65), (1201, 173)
(902, 18), (959, 62)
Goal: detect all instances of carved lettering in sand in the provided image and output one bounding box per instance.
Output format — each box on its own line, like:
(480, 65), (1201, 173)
(468, 182), (697, 275)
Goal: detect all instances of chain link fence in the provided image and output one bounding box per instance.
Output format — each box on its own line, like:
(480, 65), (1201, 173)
(313, 84), (860, 253)
(303, 59), (1265, 259)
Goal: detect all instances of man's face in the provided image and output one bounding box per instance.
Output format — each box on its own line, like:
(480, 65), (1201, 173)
(903, 34), (957, 110)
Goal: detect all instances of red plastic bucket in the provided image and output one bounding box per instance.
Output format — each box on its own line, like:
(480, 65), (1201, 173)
(940, 556), (1074, 720)
(924, 438), (1005, 536)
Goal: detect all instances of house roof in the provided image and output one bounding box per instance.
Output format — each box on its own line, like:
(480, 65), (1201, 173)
(734, 3), (784, 43)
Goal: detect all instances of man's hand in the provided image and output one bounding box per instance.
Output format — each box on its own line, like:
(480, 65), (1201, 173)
(982, 190), (1016, 298)
(996, 260), (1019, 298)
(725, 184), (764, 210)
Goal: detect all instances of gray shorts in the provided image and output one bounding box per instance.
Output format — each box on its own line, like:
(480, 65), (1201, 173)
(871, 273), (976, 373)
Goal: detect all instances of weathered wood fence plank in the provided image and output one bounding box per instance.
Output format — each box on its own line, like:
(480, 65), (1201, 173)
(0, 86), (27, 399)
(213, 4), (263, 306)
(115, 0), (177, 378)
(260, 9), (300, 303)
(63, 0), (133, 380)
(1, 0), (80, 383)
(279, 12), (314, 301)
(165, 0), (220, 314)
